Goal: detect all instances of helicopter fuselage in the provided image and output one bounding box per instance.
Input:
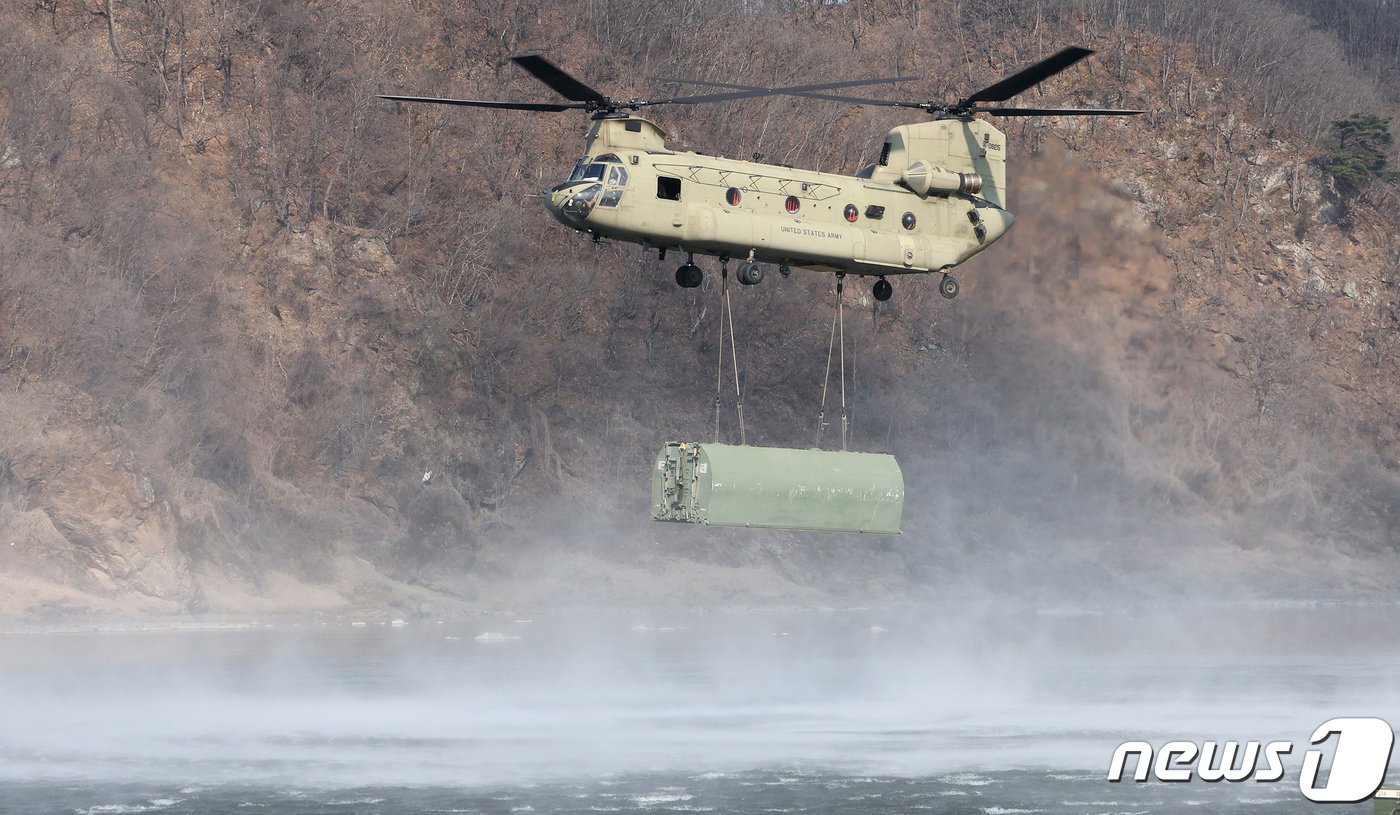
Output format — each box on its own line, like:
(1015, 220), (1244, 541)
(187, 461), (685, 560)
(544, 114), (1014, 279)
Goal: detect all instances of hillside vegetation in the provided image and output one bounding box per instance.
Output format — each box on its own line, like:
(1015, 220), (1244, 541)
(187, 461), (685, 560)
(0, 0), (1397, 619)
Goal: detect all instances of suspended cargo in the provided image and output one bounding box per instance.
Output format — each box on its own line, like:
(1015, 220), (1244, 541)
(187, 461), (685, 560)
(651, 442), (904, 534)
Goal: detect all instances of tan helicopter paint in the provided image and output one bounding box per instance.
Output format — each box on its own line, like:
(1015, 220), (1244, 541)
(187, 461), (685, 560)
(545, 115), (1014, 277)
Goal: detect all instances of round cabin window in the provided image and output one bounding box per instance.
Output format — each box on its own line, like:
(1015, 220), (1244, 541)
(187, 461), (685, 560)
(725, 187), (741, 206)
(785, 195), (800, 214)
(843, 204), (859, 223)
(901, 212), (917, 230)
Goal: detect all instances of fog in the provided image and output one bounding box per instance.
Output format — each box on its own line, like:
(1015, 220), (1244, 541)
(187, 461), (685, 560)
(3, 604), (1397, 791)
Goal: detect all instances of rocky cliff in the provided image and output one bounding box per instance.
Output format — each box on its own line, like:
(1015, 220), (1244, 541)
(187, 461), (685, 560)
(0, 1), (1396, 620)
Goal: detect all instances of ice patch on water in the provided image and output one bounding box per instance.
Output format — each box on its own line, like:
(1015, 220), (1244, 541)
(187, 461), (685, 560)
(632, 791), (693, 805)
(941, 773), (997, 786)
(510, 806), (534, 812)
(79, 801), (179, 815)
(981, 808), (1043, 814)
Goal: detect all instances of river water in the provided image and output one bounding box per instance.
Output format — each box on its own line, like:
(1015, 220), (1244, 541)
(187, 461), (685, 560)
(1, 603), (1396, 814)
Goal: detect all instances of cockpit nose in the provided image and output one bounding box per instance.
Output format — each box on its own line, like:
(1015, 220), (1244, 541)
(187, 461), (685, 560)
(544, 154), (628, 227)
(545, 181), (603, 224)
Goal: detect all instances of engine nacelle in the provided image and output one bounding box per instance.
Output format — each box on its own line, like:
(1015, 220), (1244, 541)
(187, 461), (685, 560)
(899, 161), (983, 198)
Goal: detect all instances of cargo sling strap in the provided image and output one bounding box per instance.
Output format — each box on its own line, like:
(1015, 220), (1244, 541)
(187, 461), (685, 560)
(816, 275), (849, 452)
(714, 261), (746, 445)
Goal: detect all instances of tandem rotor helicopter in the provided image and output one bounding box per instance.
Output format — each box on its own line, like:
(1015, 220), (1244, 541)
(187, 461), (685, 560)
(382, 47), (1140, 302)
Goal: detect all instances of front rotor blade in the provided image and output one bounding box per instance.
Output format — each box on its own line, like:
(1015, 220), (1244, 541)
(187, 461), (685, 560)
(511, 54), (608, 103)
(640, 76), (919, 107)
(959, 46), (1094, 106)
(379, 95), (581, 112)
(773, 91), (930, 109)
(647, 76), (752, 90)
(648, 75), (917, 92)
(977, 106), (1144, 116)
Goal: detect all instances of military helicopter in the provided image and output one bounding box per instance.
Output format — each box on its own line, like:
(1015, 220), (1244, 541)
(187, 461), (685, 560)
(382, 48), (1140, 302)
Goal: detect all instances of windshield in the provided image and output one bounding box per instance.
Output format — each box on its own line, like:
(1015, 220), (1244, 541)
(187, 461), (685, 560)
(568, 161), (606, 183)
(568, 153), (628, 183)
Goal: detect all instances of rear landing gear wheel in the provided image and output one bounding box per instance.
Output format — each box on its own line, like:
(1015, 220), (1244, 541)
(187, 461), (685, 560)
(939, 273), (959, 300)
(736, 261), (764, 286)
(872, 278), (892, 302)
(675, 262), (703, 288)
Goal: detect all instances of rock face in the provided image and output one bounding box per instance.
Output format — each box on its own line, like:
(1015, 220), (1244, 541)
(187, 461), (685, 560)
(0, 387), (192, 615)
(0, 4), (1396, 619)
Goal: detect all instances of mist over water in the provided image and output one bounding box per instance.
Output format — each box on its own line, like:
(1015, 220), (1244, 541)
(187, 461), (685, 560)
(2, 604), (1397, 813)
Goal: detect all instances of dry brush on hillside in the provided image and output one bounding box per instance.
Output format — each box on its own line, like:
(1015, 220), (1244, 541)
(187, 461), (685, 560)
(0, 0), (1397, 618)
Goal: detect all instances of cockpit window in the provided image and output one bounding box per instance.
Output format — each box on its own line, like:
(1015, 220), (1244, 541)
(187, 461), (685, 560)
(561, 183), (603, 220)
(567, 157), (626, 190)
(567, 160), (611, 184)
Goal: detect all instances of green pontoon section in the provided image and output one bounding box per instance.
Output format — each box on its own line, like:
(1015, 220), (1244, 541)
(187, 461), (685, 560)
(651, 442), (904, 534)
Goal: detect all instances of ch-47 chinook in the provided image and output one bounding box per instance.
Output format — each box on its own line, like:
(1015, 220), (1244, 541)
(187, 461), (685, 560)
(382, 48), (1139, 302)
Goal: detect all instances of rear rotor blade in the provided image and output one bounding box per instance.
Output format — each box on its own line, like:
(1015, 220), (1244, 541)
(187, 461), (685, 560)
(379, 95), (581, 112)
(640, 76), (920, 108)
(769, 91), (930, 109)
(977, 106), (1144, 116)
(511, 54), (608, 103)
(648, 75), (918, 93)
(959, 46), (1094, 106)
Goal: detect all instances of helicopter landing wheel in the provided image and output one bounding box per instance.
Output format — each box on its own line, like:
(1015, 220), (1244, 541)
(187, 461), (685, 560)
(736, 261), (764, 286)
(872, 277), (892, 302)
(675, 262), (703, 288)
(778, 264), (791, 278)
(939, 273), (959, 300)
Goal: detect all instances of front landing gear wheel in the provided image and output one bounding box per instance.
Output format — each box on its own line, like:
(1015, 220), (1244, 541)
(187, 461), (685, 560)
(736, 261), (765, 286)
(939, 274), (960, 299)
(675, 263), (703, 288)
(872, 278), (892, 302)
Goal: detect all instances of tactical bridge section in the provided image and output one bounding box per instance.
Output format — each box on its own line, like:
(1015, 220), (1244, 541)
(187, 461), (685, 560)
(652, 442), (904, 534)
